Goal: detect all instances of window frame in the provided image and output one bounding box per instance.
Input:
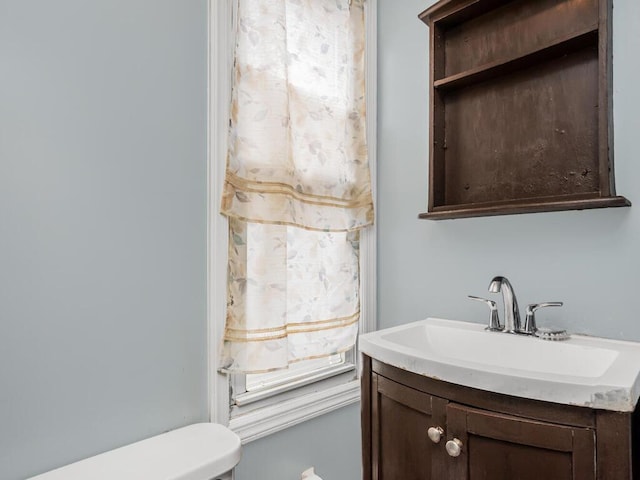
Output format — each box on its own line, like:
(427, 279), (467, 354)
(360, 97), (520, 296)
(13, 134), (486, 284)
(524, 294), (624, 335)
(208, 0), (377, 443)
(234, 352), (354, 407)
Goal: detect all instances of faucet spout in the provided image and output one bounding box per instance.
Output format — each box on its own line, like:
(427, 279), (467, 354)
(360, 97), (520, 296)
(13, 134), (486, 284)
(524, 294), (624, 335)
(488, 276), (521, 334)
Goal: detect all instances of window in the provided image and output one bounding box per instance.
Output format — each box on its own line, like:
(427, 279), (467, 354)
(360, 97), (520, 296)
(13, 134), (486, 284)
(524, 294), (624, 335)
(209, 0), (376, 442)
(237, 354), (348, 404)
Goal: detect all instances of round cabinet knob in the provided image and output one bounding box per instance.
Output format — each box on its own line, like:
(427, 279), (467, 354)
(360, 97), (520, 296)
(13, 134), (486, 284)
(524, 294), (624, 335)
(445, 438), (463, 457)
(427, 426), (444, 443)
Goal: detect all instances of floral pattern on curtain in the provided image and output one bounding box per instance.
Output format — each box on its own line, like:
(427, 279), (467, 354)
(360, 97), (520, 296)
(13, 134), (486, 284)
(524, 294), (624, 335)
(219, 0), (373, 373)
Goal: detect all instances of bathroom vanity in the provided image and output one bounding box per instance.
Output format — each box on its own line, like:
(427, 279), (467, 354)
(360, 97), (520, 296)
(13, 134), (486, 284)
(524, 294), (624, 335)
(360, 319), (640, 479)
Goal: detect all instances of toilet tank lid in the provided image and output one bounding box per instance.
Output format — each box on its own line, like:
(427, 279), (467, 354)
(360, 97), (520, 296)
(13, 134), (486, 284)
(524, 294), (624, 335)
(28, 423), (242, 480)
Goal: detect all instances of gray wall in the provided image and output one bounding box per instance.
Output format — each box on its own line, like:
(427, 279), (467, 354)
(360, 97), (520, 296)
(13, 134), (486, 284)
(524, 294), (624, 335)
(235, 403), (362, 480)
(3, 1), (638, 479)
(0, 1), (209, 478)
(378, 0), (640, 341)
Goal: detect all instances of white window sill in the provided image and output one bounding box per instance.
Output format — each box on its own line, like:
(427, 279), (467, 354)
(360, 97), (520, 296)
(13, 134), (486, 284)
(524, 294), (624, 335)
(229, 379), (361, 443)
(234, 362), (355, 407)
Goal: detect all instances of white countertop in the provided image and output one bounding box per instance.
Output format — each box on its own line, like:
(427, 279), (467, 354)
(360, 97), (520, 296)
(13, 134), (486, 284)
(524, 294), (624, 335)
(359, 318), (640, 412)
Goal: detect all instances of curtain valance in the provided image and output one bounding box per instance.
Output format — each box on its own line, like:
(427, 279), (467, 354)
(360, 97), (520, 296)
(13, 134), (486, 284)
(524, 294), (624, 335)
(221, 0), (373, 232)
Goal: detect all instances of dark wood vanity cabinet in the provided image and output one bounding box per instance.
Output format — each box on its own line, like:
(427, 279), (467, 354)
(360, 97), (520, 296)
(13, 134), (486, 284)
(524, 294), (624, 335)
(362, 356), (637, 479)
(370, 374), (448, 479)
(446, 403), (595, 480)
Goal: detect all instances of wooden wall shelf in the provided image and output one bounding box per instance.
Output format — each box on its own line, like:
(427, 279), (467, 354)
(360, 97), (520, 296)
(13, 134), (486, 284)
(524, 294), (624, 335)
(419, 0), (629, 220)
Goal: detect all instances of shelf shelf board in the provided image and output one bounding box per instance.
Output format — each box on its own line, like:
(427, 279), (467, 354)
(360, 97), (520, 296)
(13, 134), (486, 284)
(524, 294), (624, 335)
(433, 26), (598, 91)
(419, 196), (631, 220)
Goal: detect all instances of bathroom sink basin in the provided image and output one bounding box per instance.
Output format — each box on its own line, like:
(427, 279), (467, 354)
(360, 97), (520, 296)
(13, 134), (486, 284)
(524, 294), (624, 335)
(359, 318), (640, 411)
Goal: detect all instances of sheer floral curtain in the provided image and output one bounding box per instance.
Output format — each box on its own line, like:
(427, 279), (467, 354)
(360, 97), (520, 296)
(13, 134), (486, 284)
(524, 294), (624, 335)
(219, 0), (373, 373)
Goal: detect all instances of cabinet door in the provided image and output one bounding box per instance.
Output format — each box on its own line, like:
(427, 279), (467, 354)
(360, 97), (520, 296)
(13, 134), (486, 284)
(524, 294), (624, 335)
(371, 373), (448, 480)
(445, 403), (596, 480)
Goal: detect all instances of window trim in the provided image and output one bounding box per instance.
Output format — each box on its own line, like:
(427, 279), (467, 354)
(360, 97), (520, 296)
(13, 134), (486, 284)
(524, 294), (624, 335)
(208, 0), (377, 443)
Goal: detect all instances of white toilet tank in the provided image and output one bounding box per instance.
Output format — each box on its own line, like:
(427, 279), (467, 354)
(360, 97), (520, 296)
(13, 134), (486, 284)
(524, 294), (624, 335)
(28, 423), (242, 480)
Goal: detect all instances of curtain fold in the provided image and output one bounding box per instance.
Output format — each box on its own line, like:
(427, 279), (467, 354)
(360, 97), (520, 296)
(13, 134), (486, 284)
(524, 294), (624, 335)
(220, 0), (372, 373)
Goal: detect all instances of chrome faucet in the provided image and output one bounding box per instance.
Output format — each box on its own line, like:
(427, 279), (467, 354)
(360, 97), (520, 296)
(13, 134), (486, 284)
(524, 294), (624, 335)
(469, 276), (566, 339)
(488, 276), (521, 334)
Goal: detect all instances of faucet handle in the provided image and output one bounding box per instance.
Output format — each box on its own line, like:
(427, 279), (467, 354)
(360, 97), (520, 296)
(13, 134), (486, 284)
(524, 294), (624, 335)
(468, 296), (502, 331)
(523, 302), (563, 334)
